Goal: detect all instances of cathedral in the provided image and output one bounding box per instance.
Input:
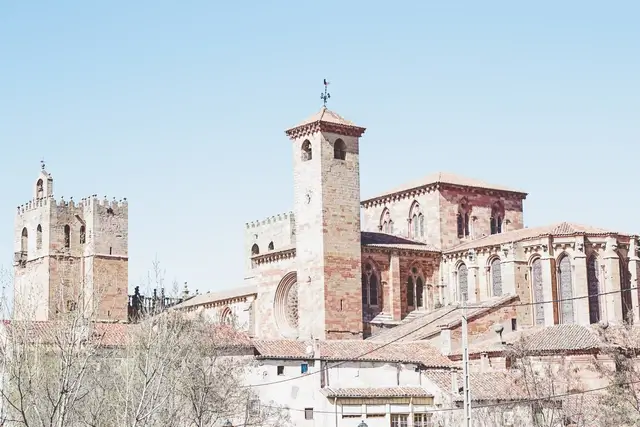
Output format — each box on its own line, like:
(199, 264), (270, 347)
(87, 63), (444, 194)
(175, 105), (640, 342)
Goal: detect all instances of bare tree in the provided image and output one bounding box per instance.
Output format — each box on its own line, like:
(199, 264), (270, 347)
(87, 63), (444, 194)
(0, 260), (289, 427)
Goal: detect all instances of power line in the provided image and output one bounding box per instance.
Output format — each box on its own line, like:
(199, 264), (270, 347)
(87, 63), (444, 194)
(248, 284), (636, 388)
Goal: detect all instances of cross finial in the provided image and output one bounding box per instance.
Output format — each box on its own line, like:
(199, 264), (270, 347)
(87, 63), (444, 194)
(40, 158), (45, 171)
(320, 79), (331, 107)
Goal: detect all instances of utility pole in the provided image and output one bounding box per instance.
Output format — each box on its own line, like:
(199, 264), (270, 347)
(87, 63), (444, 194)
(461, 297), (471, 427)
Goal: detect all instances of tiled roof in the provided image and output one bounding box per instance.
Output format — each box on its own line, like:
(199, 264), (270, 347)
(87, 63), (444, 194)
(367, 295), (517, 343)
(452, 324), (605, 357)
(445, 222), (617, 253)
(320, 386), (433, 398)
(171, 285), (257, 310)
(290, 107), (357, 128)
(361, 231), (439, 252)
(2, 321), (131, 347)
(425, 370), (529, 402)
(362, 172), (527, 203)
(252, 339), (451, 368)
(1, 321), (252, 349)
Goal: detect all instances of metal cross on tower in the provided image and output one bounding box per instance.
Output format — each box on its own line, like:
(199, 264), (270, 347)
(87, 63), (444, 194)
(320, 79), (331, 107)
(40, 158), (46, 170)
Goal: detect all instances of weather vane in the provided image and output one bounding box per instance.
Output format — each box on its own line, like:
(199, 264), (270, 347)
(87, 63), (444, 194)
(40, 158), (45, 170)
(320, 79), (330, 107)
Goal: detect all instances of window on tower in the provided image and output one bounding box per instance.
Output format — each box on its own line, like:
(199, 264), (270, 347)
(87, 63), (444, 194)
(21, 227), (28, 254)
(36, 224), (43, 249)
(361, 261), (379, 306)
(333, 139), (346, 160)
(64, 225), (70, 248)
(457, 199), (471, 238)
(490, 201), (504, 235)
(36, 179), (44, 199)
(80, 226), (86, 244)
(251, 244), (260, 256)
(301, 140), (312, 162)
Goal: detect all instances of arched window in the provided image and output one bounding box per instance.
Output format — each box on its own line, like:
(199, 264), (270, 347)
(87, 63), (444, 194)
(409, 202), (425, 239)
(457, 263), (468, 301)
(80, 225), (86, 244)
(490, 201), (504, 235)
(407, 266), (425, 309)
(620, 256), (633, 324)
(333, 139), (346, 160)
(556, 255), (574, 324)
(457, 199), (471, 238)
(36, 179), (44, 199)
(490, 257), (503, 297)
(586, 255), (601, 324)
(531, 258), (545, 326)
(36, 225), (42, 250)
(220, 306), (233, 325)
(268, 241), (274, 251)
(64, 225), (71, 248)
(361, 261), (379, 306)
(301, 140), (312, 162)
(379, 208), (394, 234)
(21, 227), (28, 253)
(251, 244), (260, 255)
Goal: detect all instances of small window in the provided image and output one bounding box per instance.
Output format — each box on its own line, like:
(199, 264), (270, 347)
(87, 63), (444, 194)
(277, 365), (284, 376)
(304, 408), (313, 420)
(301, 363), (309, 374)
(109, 247), (112, 255)
(268, 241), (274, 251)
(511, 318), (517, 331)
(251, 244), (260, 256)
(333, 139), (346, 160)
(301, 140), (312, 161)
(249, 399), (260, 415)
(80, 225), (86, 244)
(66, 301), (77, 312)
(36, 225), (42, 250)
(64, 225), (70, 248)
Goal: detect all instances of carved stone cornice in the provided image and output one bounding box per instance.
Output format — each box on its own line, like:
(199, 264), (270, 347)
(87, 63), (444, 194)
(251, 248), (296, 266)
(285, 122), (366, 140)
(361, 245), (439, 258)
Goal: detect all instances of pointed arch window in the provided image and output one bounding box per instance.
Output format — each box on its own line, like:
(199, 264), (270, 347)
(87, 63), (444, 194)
(490, 257), (503, 297)
(301, 140), (312, 162)
(531, 258), (545, 326)
(36, 179), (44, 199)
(586, 255), (601, 324)
(333, 139), (346, 160)
(457, 200), (471, 238)
(409, 202), (425, 239)
(64, 225), (71, 249)
(251, 244), (260, 256)
(620, 257), (633, 324)
(556, 255), (574, 324)
(36, 225), (43, 250)
(21, 227), (28, 254)
(457, 263), (469, 302)
(362, 261), (379, 306)
(80, 225), (86, 244)
(380, 209), (394, 234)
(490, 201), (504, 235)
(406, 266), (425, 309)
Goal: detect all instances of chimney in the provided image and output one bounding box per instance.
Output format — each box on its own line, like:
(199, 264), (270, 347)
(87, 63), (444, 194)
(480, 352), (489, 372)
(494, 323), (505, 344)
(450, 368), (459, 394)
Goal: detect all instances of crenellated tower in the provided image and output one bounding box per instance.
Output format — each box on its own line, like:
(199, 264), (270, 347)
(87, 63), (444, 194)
(286, 106), (366, 340)
(13, 164), (129, 321)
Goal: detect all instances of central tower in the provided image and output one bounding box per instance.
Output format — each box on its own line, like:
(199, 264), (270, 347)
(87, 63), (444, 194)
(286, 106), (366, 340)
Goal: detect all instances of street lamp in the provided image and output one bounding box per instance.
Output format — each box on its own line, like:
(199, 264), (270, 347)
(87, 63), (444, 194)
(357, 421), (368, 427)
(223, 421), (233, 427)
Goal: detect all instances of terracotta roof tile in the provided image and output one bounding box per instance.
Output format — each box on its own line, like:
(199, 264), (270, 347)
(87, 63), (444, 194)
(367, 295), (517, 343)
(2, 321), (131, 347)
(321, 386), (433, 398)
(291, 107), (356, 128)
(252, 339), (451, 368)
(363, 172), (527, 203)
(425, 370), (529, 402)
(445, 222), (617, 253)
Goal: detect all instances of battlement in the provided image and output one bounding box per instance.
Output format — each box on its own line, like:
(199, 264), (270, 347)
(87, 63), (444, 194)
(17, 195), (128, 215)
(245, 211), (294, 229)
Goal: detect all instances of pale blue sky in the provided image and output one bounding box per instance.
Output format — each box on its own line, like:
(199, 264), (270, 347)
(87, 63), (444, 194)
(0, 1), (638, 296)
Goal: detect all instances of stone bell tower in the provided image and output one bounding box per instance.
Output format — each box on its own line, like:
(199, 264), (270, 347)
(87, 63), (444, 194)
(286, 103), (366, 340)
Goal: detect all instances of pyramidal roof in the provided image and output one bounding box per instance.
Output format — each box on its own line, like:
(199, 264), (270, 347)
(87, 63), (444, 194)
(285, 107), (365, 138)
